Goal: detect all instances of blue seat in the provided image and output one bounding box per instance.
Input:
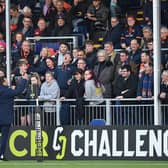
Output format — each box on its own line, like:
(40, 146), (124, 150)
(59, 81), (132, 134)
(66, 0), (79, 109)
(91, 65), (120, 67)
(90, 119), (106, 126)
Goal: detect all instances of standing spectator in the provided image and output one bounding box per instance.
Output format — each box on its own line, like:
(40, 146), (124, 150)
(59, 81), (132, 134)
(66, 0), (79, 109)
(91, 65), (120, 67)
(141, 26), (153, 49)
(77, 58), (87, 71)
(103, 41), (119, 77)
(84, 40), (97, 69)
(11, 59), (30, 126)
(137, 63), (154, 99)
(61, 69), (85, 125)
(84, 69), (104, 104)
(12, 40), (34, 69)
(86, 0), (109, 43)
(55, 42), (70, 66)
(113, 64), (137, 125)
(45, 57), (57, 78)
(32, 47), (48, 77)
(114, 64), (137, 99)
(138, 52), (152, 79)
(12, 32), (25, 54)
(94, 49), (114, 98)
(55, 52), (75, 96)
(136, 63), (154, 125)
(39, 71), (60, 126)
(103, 16), (123, 49)
(128, 39), (142, 75)
(114, 50), (129, 85)
(0, 75), (27, 161)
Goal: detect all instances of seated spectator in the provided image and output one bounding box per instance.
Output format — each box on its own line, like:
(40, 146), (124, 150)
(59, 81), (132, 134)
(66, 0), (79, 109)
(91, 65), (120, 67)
(39, 71), (60, 126)
(52, 16), (72, 36)
(109, 0), (121, 17)
(17, 6), (34, 30)
(121, 15), (142, 48)
(103, 16), (123, 49)
(49, 0), (72, 30)
(94, 49), (114, 98)
(10, 4), (21, 34)
(143, 0), (153, 27)
(34, 17), (51, 37)
(18, 16), (34, 38)
(40, 0), (53, 26)
(86, 0), (109, 43)
(70, 0), (89, 34)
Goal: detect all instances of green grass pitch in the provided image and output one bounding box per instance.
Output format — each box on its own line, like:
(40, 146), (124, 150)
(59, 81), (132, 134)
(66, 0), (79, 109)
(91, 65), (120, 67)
(0, 160), (168, 168)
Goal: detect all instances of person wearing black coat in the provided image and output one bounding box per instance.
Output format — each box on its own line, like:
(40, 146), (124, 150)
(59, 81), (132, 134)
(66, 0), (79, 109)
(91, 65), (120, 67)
(61, 69), (85, 125)
(0, 75), (27, 160)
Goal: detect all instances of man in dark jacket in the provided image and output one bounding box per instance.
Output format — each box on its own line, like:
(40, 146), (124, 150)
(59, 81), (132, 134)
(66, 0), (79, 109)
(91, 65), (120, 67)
(0, 75), (27, 160)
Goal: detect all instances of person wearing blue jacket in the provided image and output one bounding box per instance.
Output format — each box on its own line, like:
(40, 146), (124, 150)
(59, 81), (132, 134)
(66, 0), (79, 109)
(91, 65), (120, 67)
(0, 75), (27, 161)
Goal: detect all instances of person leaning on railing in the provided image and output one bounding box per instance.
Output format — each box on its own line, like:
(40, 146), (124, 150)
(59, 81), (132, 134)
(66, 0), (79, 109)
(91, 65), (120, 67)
(0, 74), (28, 161)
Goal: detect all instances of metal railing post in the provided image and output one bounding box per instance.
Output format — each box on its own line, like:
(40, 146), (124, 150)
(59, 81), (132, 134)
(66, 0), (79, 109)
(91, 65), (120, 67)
(56, 99), (61, 125)
(106, 99), (111, 125)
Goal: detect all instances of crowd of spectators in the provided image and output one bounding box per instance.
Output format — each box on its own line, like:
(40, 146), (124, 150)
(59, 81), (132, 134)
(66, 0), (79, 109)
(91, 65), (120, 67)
(0, 0), (168, 125)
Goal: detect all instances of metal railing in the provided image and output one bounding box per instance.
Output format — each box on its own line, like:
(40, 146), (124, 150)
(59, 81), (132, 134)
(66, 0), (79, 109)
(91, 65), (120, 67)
(13, 98), (167, 127)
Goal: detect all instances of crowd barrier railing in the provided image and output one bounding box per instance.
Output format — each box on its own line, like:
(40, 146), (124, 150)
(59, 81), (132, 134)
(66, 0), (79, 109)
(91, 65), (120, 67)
(13, 98), (168, 127)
